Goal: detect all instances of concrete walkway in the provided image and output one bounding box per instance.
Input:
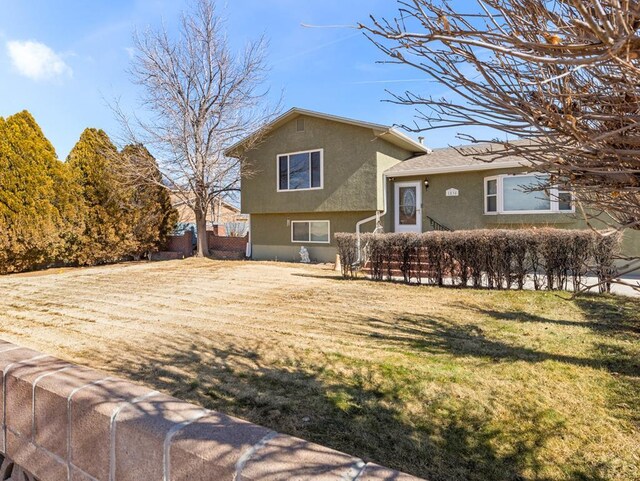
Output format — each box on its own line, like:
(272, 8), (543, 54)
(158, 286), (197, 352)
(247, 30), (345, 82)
(576, 275), (640, 297)
(376, 274), (640, 297)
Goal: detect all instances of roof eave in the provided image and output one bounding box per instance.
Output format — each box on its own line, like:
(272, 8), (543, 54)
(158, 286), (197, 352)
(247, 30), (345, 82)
(224, 107), (430, 157)
(385, 160), (531, 177)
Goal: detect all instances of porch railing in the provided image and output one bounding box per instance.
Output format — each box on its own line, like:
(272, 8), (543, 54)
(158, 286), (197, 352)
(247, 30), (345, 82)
(427, 216), (453, 232)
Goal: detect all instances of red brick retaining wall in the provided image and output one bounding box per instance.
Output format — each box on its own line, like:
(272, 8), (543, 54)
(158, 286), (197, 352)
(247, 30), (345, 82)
(0, 340), (420, 481)
(165, 231), (194, 258)
(206, 232), (248, 253)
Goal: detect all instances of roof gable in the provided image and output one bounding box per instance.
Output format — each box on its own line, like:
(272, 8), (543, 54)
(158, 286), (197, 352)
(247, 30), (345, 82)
(225, 108), (430, 158)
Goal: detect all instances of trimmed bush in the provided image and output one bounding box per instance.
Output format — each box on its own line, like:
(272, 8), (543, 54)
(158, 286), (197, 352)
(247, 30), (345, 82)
(335, 233), (358, 278)
(335, 228), (622, 292)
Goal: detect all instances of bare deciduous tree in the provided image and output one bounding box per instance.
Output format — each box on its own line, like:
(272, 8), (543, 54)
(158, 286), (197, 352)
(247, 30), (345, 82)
(360, 0), (640, 233)
(117, 0), (277, 256)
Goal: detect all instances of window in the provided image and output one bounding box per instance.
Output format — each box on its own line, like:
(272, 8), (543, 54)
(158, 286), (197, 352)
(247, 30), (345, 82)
(277, 149), (323, 191)
(291, 221), (330, 243)
(486, 178), (498, 213)
(484, 174), (573, 214)
(502, 175), (551, 212)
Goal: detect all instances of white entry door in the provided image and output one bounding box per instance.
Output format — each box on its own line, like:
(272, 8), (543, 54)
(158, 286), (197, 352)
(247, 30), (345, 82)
(395, 181), (422, 233)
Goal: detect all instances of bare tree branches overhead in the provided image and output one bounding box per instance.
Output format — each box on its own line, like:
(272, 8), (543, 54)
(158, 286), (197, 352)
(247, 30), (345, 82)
(360, 0), (640, 231)
(116, 0), (278, 256)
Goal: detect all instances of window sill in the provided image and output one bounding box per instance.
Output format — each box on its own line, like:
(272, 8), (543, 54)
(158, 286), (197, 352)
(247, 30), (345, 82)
(277, 187), (324, 193)
(485, 210), (575, 215)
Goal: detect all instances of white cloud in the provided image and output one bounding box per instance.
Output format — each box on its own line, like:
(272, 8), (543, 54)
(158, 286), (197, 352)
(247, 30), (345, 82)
(6, 40), (72, 82)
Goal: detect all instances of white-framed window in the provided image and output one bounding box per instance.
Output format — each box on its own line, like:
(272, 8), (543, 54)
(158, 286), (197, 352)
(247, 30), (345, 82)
(277, 149), (323, 192)
(291, 220), (330, 244)
(484, 174), (574, 215)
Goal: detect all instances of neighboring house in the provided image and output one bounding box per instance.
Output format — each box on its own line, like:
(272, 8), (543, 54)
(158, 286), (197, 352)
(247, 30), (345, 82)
(171, 193), (248, 236)
(227, 108), (640, 264)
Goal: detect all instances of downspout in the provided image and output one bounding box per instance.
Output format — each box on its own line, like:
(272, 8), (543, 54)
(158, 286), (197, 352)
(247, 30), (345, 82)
(355, 172), (389, 265)
(246, 214), (252, 258)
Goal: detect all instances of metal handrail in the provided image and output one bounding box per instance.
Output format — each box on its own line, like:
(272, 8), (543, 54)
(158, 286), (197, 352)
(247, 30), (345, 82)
(426, 216), (453, 232)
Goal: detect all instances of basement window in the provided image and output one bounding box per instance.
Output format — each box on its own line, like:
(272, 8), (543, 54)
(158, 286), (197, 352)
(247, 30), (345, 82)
(277, 149), (323, 191)
(484, 174), (574, 214)
(291, 220), (330, 243)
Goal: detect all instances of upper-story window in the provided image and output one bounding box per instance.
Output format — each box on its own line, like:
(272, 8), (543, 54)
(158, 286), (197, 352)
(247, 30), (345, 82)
(485, 173), (573, 214)
(277, 149), (323, 191)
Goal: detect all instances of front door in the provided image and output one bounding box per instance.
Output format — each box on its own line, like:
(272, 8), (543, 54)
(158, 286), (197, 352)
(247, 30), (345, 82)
(395, 181), (422, 233)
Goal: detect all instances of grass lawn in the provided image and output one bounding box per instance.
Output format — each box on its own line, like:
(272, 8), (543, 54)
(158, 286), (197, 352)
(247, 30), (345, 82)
(0, 258), (638, 481)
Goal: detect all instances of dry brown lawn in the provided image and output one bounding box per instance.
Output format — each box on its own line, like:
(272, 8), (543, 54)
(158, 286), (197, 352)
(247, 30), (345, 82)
(0, 258), (638, 481)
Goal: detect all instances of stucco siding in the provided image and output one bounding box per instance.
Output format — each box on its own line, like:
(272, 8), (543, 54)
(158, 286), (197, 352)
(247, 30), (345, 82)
(376, 144), (413, 211)
(386, 168), (640, 257)
(241, 115), (412, 215)
(250, 212), (377, 263)
(252, 245), (337, 263)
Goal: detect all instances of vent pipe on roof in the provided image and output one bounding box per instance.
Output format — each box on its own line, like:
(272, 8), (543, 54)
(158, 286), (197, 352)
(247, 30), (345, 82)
(418, 136), (425, 145)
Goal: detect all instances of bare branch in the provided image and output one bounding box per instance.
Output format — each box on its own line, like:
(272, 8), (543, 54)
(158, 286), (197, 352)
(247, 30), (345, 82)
(114, 0), (280, 256)
(361, 0), (640, 230)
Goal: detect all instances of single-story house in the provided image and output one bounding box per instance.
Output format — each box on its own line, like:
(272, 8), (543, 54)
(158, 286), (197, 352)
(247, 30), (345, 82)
(226, 108), (640, 264)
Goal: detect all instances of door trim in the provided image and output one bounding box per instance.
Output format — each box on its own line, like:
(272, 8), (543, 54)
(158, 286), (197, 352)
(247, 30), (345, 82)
(394, 181), (422, 233)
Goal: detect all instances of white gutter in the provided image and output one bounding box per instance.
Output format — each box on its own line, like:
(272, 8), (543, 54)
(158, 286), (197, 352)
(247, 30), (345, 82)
(355, 173), (389, 265)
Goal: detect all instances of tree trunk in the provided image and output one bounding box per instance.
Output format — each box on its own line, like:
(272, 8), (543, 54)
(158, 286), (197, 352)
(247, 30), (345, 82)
(194, 202), (209, 257)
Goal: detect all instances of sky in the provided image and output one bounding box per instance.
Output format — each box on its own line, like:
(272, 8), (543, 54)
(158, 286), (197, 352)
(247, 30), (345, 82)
(0, 0), (476, 159)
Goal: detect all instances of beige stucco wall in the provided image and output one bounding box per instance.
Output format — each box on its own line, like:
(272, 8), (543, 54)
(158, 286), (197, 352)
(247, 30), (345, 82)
(386, 168), (640, 257)
(250, 211), (377, 263)
(241, 115), (412, 215)
(376, 146), (413, 211)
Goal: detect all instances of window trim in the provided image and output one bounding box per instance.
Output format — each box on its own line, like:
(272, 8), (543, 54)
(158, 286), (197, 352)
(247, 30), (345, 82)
(484, 173), (575, 215)
(276, 148), (324, 192)
(290, 220), (331, 244)
(485, 176), (498, 214)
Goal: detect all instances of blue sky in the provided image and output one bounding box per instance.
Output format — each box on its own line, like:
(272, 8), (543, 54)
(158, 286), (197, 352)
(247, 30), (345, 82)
(0, 0), (472, 159)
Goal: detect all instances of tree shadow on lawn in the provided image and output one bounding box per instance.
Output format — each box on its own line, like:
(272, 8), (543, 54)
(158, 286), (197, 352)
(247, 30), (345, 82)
(361, 313), (640, 378)
(92, 337), (606, 481)
(460, 294), (640, 340)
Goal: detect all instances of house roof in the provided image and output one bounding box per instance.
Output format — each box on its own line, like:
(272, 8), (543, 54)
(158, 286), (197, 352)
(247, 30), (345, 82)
(385, 141), (535, 176)
(224, 108), (431, 157)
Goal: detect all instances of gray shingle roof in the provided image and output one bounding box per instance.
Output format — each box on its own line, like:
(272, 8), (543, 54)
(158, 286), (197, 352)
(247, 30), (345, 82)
(386, 142), (534, 176)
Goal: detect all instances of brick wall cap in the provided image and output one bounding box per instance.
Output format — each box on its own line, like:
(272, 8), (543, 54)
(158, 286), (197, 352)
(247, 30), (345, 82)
(357, 463), (425, 481)
(0, 341), (425, 481)
(239, 433), (365, 481)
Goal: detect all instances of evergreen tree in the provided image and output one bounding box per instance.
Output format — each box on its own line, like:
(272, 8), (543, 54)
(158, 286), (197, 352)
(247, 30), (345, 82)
(67, 130), (177, 264)
(0, 116), (176, 272)
(0, 111), (80, 273)
(66, 128), (134, 264)
(120, 144), (177, 258)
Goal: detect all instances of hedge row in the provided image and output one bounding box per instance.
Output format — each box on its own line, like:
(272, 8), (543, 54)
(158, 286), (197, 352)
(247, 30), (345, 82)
(335, 229), (621, 292)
